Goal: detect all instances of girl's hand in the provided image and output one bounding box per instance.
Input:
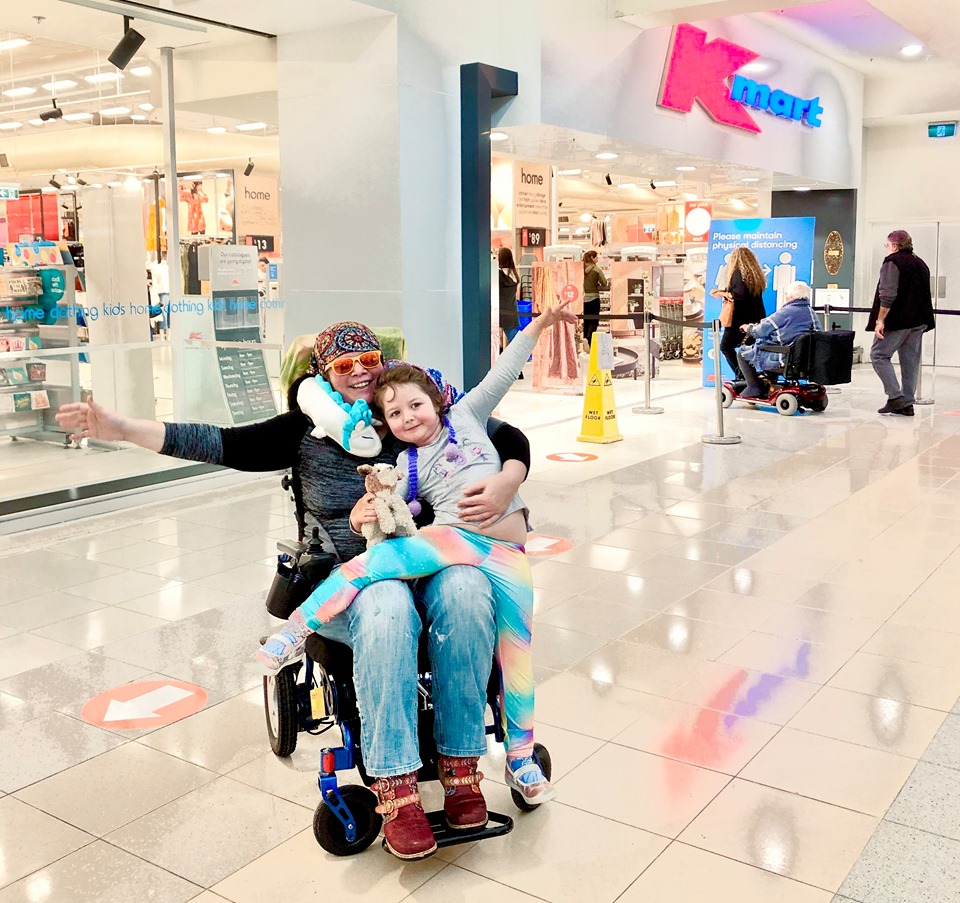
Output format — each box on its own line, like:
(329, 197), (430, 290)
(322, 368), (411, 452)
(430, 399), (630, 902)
(349, 493), (379, 532)
(535, 297), (577, 332)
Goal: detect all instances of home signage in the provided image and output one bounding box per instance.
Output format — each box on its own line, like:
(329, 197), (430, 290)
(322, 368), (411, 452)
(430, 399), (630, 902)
(658, 23), (824, 134)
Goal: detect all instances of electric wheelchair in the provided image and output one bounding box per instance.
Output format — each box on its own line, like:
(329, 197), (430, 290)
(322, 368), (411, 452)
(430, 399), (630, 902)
(261, 528), (552, 857)
(722, 327), (854, 416)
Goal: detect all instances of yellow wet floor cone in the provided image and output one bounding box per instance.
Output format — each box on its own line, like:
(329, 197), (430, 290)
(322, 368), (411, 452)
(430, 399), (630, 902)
(577, 332), (622, 444)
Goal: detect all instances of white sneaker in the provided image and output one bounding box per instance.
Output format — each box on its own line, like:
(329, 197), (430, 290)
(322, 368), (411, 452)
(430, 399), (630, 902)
(505, 756), (556, 805)
(251, 610), (310, 675)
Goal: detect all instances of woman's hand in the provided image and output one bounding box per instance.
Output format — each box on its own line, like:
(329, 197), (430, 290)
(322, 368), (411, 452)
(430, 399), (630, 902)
(349, 493), (379, 532)
(740, 323), (754, 333)
(457, 468), (521, 528)
(55, 398), (128, 443)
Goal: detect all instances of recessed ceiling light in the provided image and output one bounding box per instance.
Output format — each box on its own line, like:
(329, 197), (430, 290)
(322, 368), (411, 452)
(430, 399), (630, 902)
(138, 103), (153, 111)
(793, 186), (812, 192)
(235, 121), (267, 131)
(207, 126), (227, 134)
(27, 118), (45, 126)
(557, 168), (582, 176)
(107, 180), (122, 187)
(214, 172), (229, 177)
(130, 114), (147, 121)
(124, 175), (140, 190)
(66, 175), (77, 184)
(129, 65), (152, 76)
(91, 183), (103, 188)
(580, 213), (592, 223)
(619, 182), (637, 189)
(0, 38), (29, 52)
(741, 177), (760, 182)
(676, 165), (696, 172)
(41, 79), (77, 92)
(99, 106), (130, 116)
(489, 131), (509, 141)
(2, 86), (36, 98)
(901, 44), (923, 57)
(84, 72), (122, 84)
(595, 151), (619, 160)
(0, 121), (22, 130)
(63, 112), (93, 121)
(41, 186), (57, 193)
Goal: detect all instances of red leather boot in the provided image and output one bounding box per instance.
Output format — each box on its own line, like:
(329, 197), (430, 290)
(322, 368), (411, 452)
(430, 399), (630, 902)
(437, 755), (487, 830)
(372, 773), (437, 860)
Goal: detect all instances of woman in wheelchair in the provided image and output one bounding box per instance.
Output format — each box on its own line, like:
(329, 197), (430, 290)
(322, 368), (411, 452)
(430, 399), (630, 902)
(736, 281), (821, 398)
(56, 320), (535, 862)
(256, 303), (577, 837)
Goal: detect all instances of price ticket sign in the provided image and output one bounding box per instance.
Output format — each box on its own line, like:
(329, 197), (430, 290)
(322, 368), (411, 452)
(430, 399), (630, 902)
(521, 227), (547, 248)
(559, 283), (579, 303)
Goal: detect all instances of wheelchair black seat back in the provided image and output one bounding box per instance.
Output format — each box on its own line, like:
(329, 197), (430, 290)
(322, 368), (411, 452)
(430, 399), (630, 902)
(261, 527), (552, 857)
(722, 327), (854, 416)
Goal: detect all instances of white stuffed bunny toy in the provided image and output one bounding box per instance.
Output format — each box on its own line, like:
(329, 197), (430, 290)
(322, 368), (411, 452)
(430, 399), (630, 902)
(297, 376), (382, 458)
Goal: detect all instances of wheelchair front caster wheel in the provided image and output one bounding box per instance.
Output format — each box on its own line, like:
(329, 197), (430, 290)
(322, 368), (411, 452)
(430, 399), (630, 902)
(264, 666), (299, 757)
(776, 393), (799, 416)
(721, 386), (734, 409)
(511, 742), (553, 812)
(314, 785), (383, 856)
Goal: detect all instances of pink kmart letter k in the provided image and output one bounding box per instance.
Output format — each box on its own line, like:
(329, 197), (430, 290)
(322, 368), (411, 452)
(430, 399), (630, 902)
(659, 23), (761, 134)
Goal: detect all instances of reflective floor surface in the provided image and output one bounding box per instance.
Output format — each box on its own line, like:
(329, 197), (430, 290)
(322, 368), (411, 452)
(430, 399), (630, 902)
(2, 365), (960, 902)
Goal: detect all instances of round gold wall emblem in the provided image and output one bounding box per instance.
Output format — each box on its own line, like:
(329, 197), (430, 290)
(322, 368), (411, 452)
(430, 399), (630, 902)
(824, 230), (844, 276)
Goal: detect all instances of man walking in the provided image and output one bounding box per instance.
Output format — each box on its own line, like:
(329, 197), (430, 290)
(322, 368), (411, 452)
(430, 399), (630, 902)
(867, 230), (935, 416)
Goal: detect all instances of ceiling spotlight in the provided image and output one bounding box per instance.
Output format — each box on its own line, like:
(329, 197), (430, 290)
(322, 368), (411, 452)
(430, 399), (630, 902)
(244, 158), (255, 176)
(76, 175), (88, 186)
(676, 165), (697, 172)
(0, 122), (22, 131)
(99, 106), (130, 117)
(49, 176), (62, 189)
(129, 65), (152, 77)
(0, 38), (29, 52)
(901, 44), (923, 57)
(235, 121), (267, 131)
(595, 151), (619, 160)
(557, 168), (582, 176)
(108, 17), (146, 71)
(489, 131), (509, 141)
(793, 186), (812, 192)
(39, 99), (63, 122)
(207, 126), (227, 134)
(604, 173), (612, 186)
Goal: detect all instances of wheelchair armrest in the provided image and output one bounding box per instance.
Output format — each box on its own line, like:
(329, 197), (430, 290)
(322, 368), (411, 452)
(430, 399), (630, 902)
(276, 539), (307, 558)
(758, 343), (791, 354)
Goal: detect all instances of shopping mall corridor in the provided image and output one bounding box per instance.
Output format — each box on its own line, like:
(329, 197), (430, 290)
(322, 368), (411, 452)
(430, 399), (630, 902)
(2, 368), (960, 903)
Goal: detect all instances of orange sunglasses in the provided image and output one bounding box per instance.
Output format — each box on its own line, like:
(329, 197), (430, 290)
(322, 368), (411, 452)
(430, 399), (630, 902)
(325, 350), (383, 376)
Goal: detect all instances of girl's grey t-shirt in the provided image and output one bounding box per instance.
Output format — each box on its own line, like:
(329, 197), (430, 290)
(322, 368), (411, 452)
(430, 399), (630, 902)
(395, 331), (535, 528)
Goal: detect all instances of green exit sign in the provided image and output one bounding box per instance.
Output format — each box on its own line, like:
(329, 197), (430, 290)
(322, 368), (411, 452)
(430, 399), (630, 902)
(0, 186), (19, 200)
(928, 121), (957, 139)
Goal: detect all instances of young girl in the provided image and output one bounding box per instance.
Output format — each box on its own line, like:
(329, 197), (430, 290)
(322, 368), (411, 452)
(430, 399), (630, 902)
(254, 300), (575, 803)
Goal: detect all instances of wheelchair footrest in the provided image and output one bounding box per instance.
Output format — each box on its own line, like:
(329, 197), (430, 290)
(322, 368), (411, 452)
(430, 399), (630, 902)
(382, 809), (514, 852)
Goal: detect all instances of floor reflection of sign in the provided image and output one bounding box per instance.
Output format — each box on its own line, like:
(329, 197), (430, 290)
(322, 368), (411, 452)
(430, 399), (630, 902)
(525, 533), (575, 556)
(546, 452), (598, 462)
(81, 679), (208, 730)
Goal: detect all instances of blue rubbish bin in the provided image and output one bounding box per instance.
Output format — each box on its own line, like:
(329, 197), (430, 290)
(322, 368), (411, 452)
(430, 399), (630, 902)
(517, 300), (533, 331)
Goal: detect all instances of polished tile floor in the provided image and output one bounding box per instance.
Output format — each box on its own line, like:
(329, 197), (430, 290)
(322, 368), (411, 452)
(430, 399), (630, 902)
(3, 366), (960, 902)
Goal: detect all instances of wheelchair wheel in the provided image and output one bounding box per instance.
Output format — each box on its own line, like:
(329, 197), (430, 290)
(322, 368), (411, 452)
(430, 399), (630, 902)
(314, 785), (383, 856)
(775, 393), (799, 417)
(721, 386), (734, 409)
(511, 743), (553, 812)
(264, 667), (299, 758)
(808, 395), (828, 412)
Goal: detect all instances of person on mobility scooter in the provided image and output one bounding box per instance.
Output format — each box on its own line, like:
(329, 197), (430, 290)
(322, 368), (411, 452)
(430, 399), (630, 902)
(723, 280), (835, 416)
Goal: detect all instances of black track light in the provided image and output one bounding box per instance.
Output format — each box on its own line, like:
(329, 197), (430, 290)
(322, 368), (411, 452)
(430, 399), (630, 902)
(39, 98), (63, 122)
(76, 174), (88, 186)
(650, 179), (657, 191)
(49, 176), (62, 189)
(604, 173), (612, 186)
(108, 17), (146, 71)
(243, 158), (255, 177)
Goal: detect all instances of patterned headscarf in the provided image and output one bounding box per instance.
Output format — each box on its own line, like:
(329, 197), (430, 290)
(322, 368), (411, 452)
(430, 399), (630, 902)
(308, 321), (381, 376)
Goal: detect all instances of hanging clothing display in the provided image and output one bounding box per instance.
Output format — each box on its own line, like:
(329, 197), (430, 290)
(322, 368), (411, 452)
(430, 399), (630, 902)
(531, 260), (583, 392)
